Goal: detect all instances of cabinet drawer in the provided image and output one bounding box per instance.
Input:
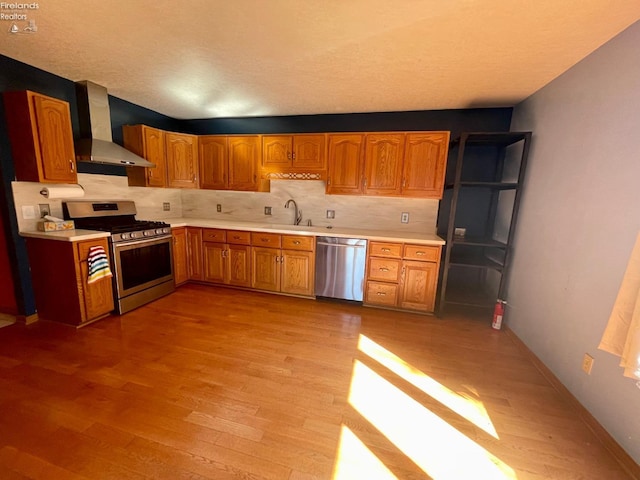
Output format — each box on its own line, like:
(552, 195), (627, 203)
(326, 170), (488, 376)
(76, 238), (110, 262)
(282, 235), (314, 251)
(203, 228), (226, 243)
(369, 242), (402, 258)
(403, 244), (440, 262)
(226, 230), (251, 245)
(251, 232), (282, 248)
(365, 281), (398, 306)
(367, 257), (401, 282)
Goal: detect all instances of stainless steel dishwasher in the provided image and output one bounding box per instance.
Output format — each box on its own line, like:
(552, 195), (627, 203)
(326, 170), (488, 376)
(315, 236), (368, 301)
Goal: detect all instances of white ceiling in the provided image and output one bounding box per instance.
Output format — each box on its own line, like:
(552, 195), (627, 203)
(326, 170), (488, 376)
(2, 1), (640, 119)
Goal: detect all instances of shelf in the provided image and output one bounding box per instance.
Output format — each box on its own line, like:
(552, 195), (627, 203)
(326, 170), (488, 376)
(450, 132), (530, 147)
(441, 287), (497, 309)
(445, 182), (518, 190)
(448, 252), (504, 271)
(451, 236), (507, 248)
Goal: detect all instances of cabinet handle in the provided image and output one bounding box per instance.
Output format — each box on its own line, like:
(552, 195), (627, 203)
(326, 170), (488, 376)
(293, 240), (300, 245)
(381, 248), (391, 253)
(416, 251), (426, 256)
(193, 175), (196, 182)
(327, 178), (331, 186)
(363, 178), (367, 187)
(292, 152), (296, 160)
(261, 238), (269, 242)
(233, 236), (240, 240)
(376, 292), (386, 296)
(69, 160), (75, 172)
(379, 267), (389, 272)
(254, 174), (257, 182)
(402, 178), (406, 188)
(287, 152), (292, 160)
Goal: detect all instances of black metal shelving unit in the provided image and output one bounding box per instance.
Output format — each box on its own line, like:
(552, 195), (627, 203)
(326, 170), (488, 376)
(437, 131), (531, 316)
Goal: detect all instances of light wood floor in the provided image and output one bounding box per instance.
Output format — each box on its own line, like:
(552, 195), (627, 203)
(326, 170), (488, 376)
(0, 284), (632, 479)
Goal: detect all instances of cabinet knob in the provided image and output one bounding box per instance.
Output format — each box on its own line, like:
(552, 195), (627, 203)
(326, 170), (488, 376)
(69, 160), (75, 172)
(293, 240), (300, 245)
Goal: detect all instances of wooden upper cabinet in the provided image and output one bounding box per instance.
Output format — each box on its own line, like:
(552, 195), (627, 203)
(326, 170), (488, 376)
(199, 136), (228, 190)
(326, 134), (365, 194)
(228, 136), (260, 191)
(402, 132), (450, 198)
(166, 132), (199, 189)
(123, 125), (167, 187)
(364, 134), (405, 196)
(262, 134), (326, 173)
(293, 135), (326, 169)
(262, 136), (292, 168)
(3, 90), (77, 183)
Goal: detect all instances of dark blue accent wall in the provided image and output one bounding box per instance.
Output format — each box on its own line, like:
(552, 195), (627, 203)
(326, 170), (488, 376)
(179, 109), (512, 137)
(0, 52), (512, 317)
(0, 54), (181, 316)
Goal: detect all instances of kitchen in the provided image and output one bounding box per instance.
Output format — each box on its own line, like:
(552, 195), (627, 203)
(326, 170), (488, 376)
(1, 3), (640, 478)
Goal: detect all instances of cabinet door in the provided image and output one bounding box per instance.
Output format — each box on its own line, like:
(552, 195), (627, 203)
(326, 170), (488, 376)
(199, 136), (228, 190)
(79, 260), (115, 321)
(228, 136), (260, 191)
(172, 227), (189, 286)
(281, 250), (315, 296)
(402, 132), (450, 198)
(399, 260), (438, 312)
(76, 238), (114, 323)
(252, 247), (280, 292)
(203, 242), (226, 284)
(166, 132), (199, 189)
(143, 126), (167, 187)
(293, 135), (326, 170)
(123, 125), (167, 187)
(262, 136), (292, 168)
(326, 134), (365, 194)
(364, 133), (404, 196)
(33, 94), (77, 183)
(186, 227), (203, 281)
(228, 244), (252, 288)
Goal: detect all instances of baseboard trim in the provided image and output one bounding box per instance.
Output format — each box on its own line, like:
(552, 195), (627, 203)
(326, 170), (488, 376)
(504, 327), (640, 479)
(16, 313), (38, 325)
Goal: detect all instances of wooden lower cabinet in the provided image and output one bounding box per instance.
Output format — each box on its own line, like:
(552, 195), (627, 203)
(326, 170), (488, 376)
(365, 241), (441, 313)
(172, 227), (189, 286)
(186, 227), (203, 281)
(25, 237), (114, 326)
(203, 229), (252, 288)
(251, 233), (315, 296)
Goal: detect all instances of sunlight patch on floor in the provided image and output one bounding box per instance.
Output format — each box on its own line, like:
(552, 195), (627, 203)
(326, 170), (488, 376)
(358, 334), (499, 438)
(331, 425), (398, 480)
(347, 360), (516, 479)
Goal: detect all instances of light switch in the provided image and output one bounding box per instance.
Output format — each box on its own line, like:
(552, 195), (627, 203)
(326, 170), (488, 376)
(22, 205), (37, 220)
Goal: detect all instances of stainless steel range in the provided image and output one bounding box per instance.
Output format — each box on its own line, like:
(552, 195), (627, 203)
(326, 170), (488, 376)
(63, 200), (174, 314)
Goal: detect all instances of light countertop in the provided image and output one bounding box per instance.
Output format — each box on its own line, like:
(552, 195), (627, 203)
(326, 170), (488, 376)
(163, 218), (445, 245)
(19, 219), (445, 245)
(19, 229), (111, 242)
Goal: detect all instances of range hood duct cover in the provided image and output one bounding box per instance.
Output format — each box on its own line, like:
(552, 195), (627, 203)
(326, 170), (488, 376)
(75, 80), (155, 168)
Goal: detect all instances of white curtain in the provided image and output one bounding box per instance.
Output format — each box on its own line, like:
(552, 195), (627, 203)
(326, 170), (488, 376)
(599, 232), (640, 383)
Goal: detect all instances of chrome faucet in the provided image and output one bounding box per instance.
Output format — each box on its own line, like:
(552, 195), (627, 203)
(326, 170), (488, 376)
(284, 199), (302, 225)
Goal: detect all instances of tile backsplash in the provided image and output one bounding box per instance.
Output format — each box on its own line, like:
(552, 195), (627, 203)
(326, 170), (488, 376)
(12, 173), (440, 234)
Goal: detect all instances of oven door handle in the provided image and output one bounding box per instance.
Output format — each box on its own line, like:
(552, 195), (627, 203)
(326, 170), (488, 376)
(113, 235), (173, 248)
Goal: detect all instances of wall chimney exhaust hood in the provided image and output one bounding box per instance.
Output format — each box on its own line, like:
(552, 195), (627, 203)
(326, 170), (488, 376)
(75, 80), (155, 168)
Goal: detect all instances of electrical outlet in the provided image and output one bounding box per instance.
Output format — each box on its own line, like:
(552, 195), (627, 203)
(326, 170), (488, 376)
(326, 210), (335, 219)
(217, 204), (222, 213)
(162, 202), (171, 211)
(21, 205), (37, 220)
(401, 212), (409, 224)
(38, 203), (50, 218)
(264, 206), (272, 215)
(454, 227), (466, 237)
(582, 354), (594, 375)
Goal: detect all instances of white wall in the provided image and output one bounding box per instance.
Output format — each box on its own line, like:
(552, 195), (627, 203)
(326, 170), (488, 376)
(507, 21), (640, 461)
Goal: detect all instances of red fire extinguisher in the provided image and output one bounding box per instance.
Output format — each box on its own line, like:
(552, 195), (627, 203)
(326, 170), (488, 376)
(492, 299), (506, 330)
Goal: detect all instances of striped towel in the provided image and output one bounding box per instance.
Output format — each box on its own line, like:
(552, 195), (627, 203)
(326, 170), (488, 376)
(87, 246), (113, 284)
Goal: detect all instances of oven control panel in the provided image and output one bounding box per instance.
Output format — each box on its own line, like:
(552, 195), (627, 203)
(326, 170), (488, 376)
(112, 227), (172, 243)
